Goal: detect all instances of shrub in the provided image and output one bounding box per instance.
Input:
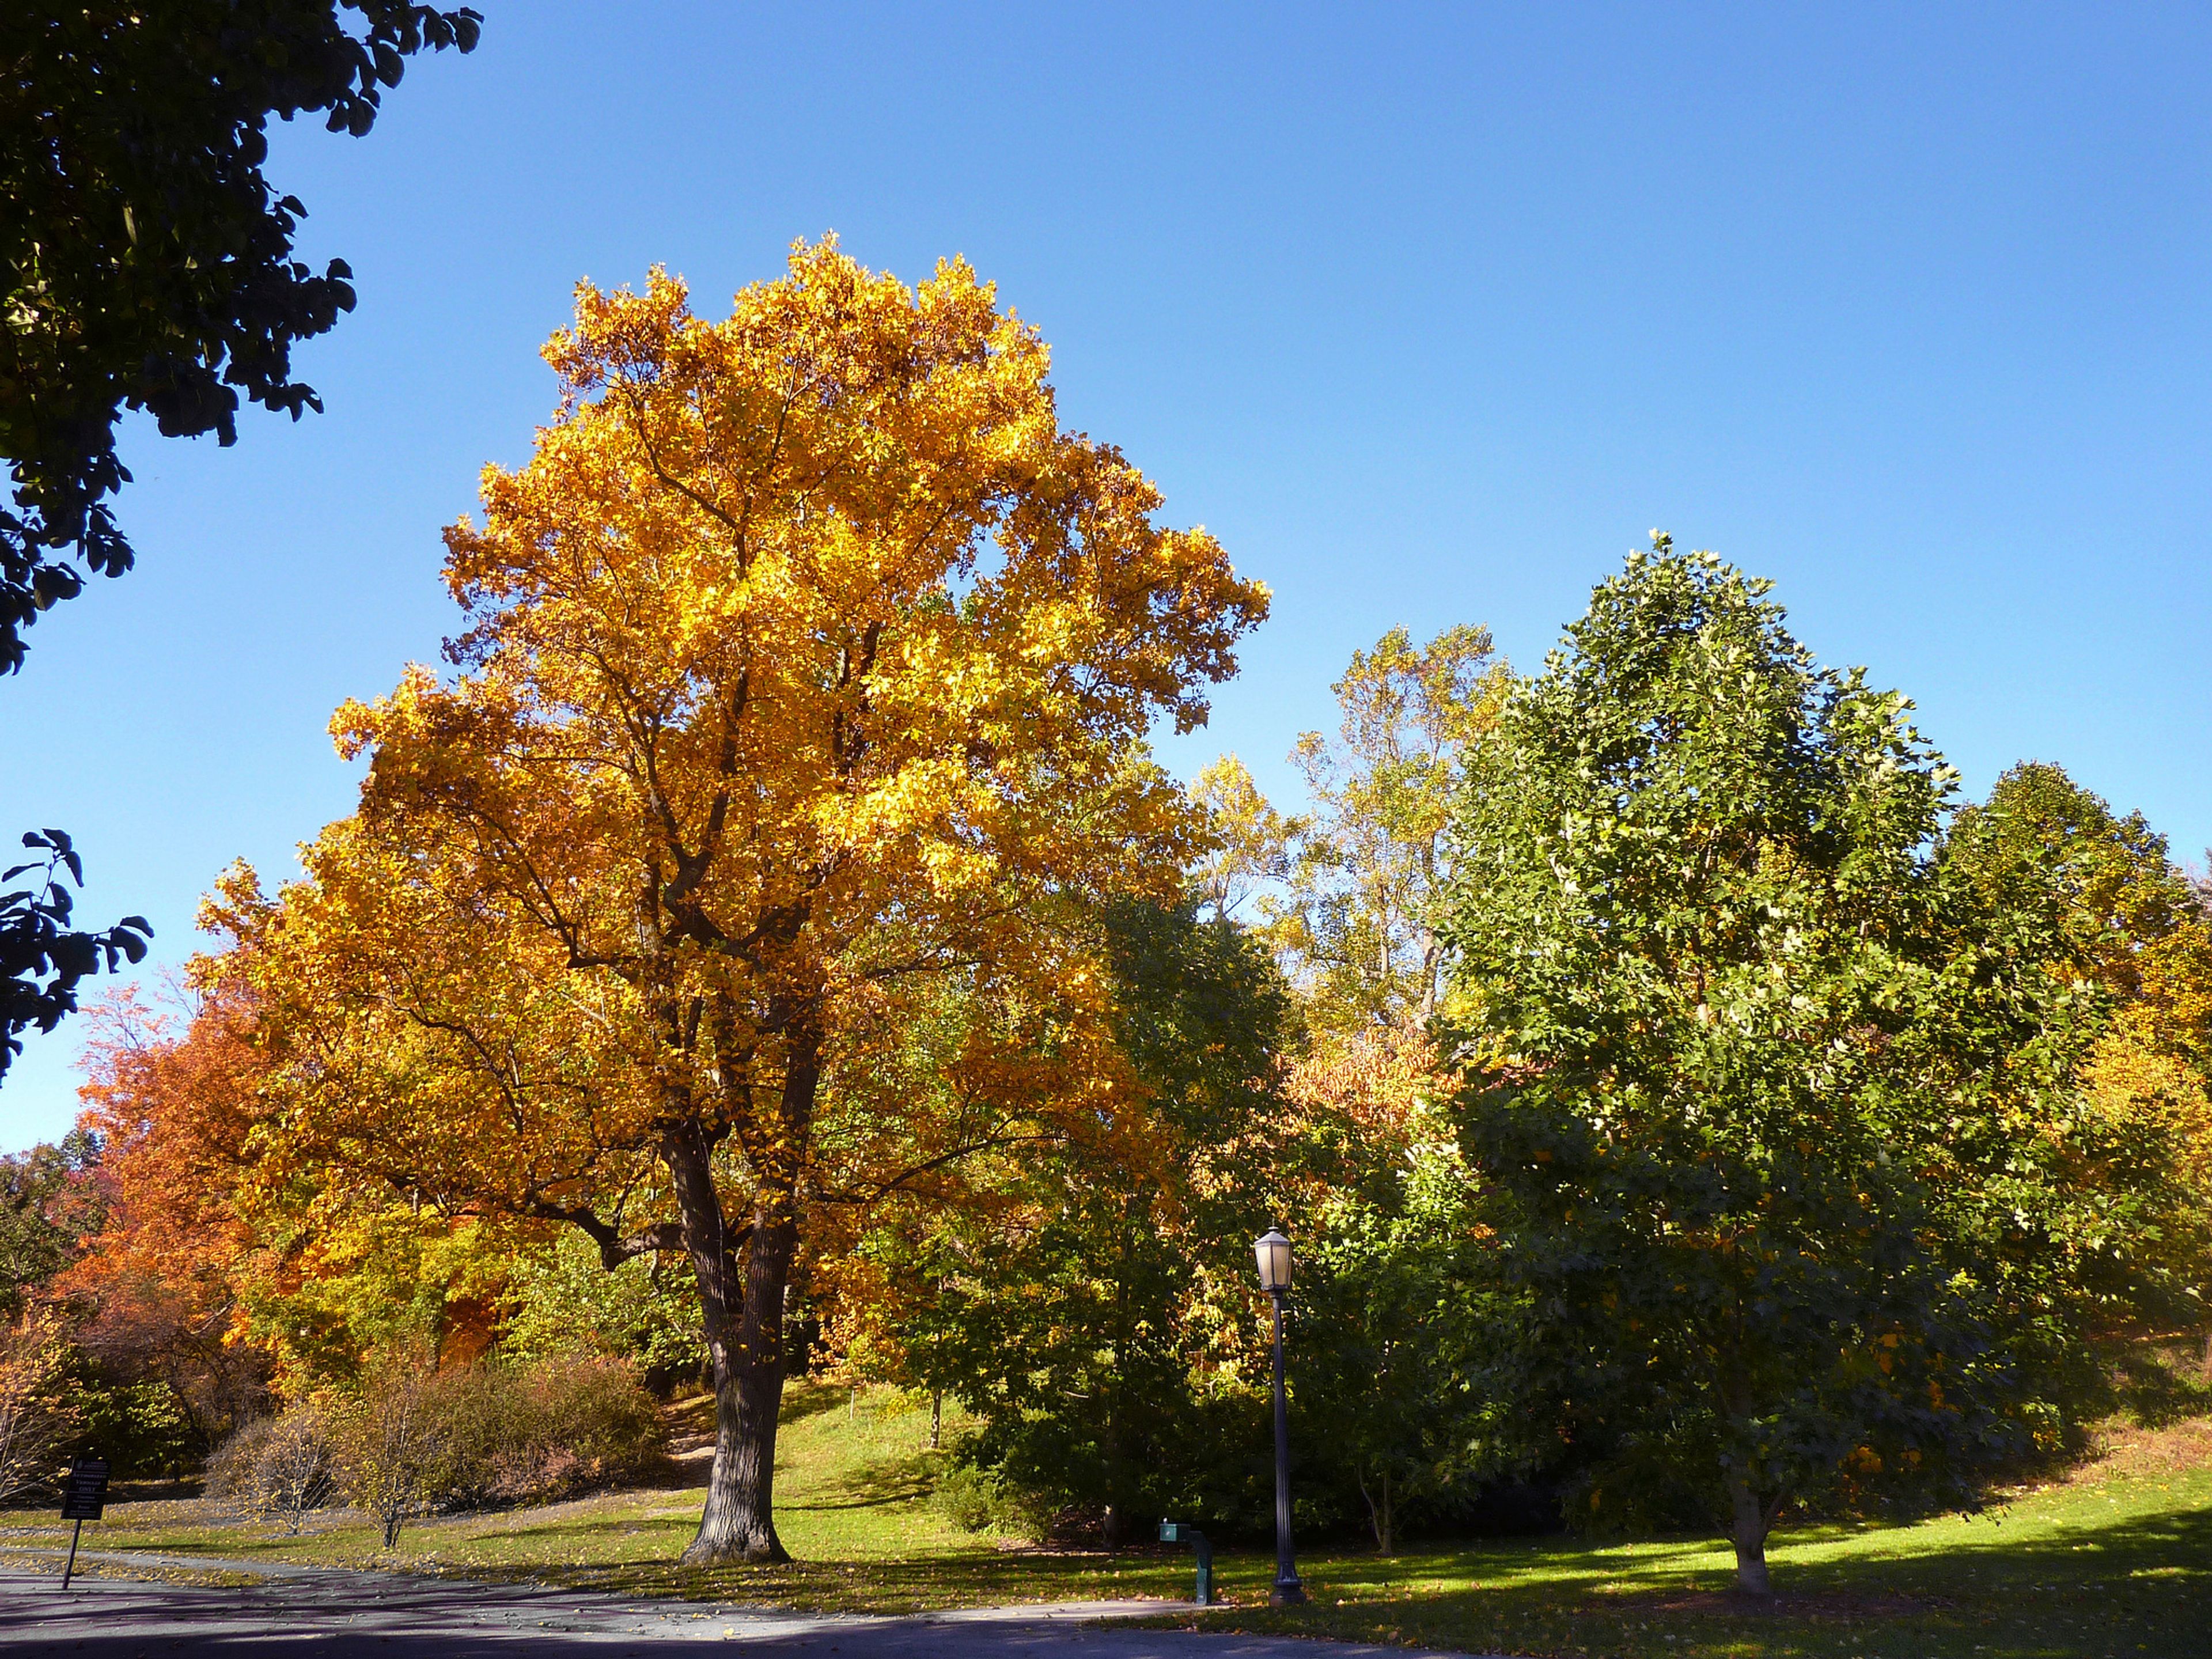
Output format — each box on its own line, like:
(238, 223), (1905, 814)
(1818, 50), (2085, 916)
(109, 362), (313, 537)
(432, 1354), (665, 1507)
(207, 1401), (338, 1532)
(0, 1310), (76, 1506)
(425, 1363), (518, 1510)
(504, 1353), (664, 1499)
(929, 1456), (1050, 1536)
(329, 1354), (666, 1537)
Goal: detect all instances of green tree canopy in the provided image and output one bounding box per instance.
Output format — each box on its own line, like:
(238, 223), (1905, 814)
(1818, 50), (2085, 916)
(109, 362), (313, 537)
(854, 898), (1295, 1543)
(1440, 539), (2122, 1594)
(2, 1), (480, 668)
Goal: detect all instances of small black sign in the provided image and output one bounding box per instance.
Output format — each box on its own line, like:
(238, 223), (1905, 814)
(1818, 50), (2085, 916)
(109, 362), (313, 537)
(60, 1456), (108, 1521)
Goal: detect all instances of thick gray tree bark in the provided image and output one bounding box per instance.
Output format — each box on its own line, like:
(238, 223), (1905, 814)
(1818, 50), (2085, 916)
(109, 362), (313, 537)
(1726, 1474), (1778, 1597)
(661, 1027), (820, 1566)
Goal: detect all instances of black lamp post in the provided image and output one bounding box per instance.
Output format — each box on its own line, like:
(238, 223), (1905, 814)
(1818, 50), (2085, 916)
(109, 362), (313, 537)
(1252, 1225), (1305, 1606)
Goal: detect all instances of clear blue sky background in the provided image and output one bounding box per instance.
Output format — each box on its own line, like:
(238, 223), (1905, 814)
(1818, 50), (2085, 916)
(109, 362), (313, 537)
(5, 2), (2209, 1150)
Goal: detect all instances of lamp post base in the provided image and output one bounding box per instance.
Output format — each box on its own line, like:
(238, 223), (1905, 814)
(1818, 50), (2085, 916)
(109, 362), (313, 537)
(1271, 1576), (1307, 1606)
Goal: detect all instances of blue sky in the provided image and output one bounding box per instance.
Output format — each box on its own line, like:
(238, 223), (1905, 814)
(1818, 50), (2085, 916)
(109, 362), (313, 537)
(5, 2), (2209, 1149)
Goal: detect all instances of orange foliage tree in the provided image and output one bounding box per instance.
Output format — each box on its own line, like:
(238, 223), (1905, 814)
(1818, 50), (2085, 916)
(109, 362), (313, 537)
(232, 240), (1266, 1562)
(65, 952), (516, 1402)
(61, 983), (272, 1443)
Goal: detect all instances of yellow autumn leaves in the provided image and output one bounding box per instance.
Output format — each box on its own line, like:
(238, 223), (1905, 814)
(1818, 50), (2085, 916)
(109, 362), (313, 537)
(215, 240), (1268, 1502)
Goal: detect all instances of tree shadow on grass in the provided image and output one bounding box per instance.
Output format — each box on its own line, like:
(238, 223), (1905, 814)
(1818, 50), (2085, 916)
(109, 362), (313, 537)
(1182, 1497), (2212, 1659)
(2111, 1350), (2212, 1429)
(466, 1516), (696, 1544)
(783, 1449), (938, 1514)
(777, 1380), (854, 1428)
(1783, 1492), (2212, 1598)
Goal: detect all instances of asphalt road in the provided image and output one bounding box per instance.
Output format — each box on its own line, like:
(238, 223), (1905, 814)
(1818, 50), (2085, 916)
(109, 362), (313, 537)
(0, 1554), (1495, 1658)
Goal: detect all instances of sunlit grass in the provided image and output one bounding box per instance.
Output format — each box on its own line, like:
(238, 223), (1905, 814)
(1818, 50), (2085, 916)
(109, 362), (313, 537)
(1155, 1419), (2212, 1658)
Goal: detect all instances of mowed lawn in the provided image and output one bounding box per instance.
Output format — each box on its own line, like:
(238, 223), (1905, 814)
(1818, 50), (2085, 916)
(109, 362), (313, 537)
(3, 1384), (2207, 1659)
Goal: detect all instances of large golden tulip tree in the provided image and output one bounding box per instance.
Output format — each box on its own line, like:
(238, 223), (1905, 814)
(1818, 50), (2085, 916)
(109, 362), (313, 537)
(243, 241), (1266, 1561)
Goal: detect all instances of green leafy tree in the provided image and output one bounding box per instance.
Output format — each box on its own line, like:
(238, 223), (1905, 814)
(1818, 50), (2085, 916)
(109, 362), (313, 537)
(2, 1), (481, 663)
(69, 1373), (195, 1478)
(1293, 1120), (1529, 1553)
(1923, 766), (2212, 1389)
(1944, 760), (2212, 1077)
(1442, 540), (2036, 1594)
(862, 899), (1293, 1543)
(501, 1230), (708, 1384)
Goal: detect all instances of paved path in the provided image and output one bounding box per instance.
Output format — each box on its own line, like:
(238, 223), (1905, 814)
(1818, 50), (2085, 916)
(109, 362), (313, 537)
(0, 1552), (1495, 1657)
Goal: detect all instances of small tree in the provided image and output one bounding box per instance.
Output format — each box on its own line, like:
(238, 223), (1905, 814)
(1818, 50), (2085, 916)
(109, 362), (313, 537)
(1296, 1108), (1527, 1554)
(858, 899), (1294, 1543)
(334, 1366), (449, 1550)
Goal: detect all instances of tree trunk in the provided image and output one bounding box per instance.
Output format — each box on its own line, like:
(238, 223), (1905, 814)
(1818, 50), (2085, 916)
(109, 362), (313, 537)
(930, 1391), (942, 1450)
(662, 1048), (812, 1566)
(1726, 1475), (1774, 1597)
(1357, 1464), (1396, 1555)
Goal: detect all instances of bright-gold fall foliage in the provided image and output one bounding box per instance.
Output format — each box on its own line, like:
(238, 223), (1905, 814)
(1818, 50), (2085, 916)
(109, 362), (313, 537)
(239, 240), (1267, 1562)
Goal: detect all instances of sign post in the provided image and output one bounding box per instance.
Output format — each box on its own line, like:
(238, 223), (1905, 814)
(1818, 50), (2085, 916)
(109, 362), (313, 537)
(59, 1455), (108, 1592)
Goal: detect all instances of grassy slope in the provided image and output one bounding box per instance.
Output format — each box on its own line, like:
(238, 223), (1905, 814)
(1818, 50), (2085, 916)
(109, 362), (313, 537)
(3, 1384), (2207, 1657)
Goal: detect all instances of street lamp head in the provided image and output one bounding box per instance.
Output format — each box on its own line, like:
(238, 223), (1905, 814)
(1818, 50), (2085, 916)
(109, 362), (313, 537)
(1253, 1226), (1292, 1294)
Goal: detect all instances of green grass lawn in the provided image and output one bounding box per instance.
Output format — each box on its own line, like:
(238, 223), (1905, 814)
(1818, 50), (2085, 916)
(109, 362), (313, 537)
(1153, 1420), (2212, 1658)
(4, 1384), (2207, 1658)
